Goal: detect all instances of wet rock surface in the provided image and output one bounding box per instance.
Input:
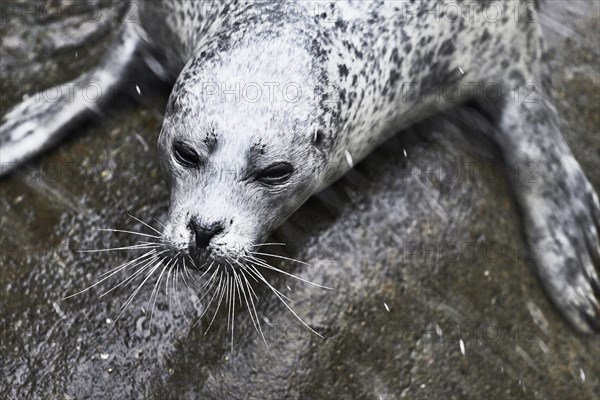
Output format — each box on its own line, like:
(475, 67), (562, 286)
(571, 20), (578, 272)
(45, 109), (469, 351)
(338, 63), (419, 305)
(1, 1), (599, 399)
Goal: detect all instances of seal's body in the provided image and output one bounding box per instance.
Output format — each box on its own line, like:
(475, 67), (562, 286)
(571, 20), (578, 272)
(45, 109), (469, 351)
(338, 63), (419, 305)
(1, 0), (599, 333)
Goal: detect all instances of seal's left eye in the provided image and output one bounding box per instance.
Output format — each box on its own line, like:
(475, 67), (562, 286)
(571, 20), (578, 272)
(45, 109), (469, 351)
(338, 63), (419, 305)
(173, 141), (200, 168)
(256, 162), (294, 185)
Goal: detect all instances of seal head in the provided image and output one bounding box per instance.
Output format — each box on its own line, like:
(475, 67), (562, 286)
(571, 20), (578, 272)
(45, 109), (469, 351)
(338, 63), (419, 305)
(158, 33), (331, 268)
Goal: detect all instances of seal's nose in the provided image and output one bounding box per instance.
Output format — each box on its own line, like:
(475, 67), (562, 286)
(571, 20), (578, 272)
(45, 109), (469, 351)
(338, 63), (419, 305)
(189, 219), (224, 249)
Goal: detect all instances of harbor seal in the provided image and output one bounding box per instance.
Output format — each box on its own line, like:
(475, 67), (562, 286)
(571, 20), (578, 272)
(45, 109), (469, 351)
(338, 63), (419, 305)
(1, 0), (599, 334)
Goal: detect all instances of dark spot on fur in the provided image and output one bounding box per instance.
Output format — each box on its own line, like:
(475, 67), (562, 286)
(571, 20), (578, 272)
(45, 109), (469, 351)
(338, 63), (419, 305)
(338, 64), (349, 78)
(480, 29), (491, 43)
(438, 39), (455, 56)
(390, 48), (399, 63)
(389, 70), (400, 86)
(509, 70), (526, 85)
(335, 19), (347, 30)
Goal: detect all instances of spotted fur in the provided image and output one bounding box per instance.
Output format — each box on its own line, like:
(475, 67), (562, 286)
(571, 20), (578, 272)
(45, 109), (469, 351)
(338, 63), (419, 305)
(1, 0), (598, 333)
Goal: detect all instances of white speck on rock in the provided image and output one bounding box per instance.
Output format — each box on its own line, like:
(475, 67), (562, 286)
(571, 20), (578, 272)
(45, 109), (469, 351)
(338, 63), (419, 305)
(459, 339), (465, 355)
(345, 150), (354, 168)
(100, 353), (109, 360)
(580, 368), (586, 382)
(384, 303), (390, 312)
(434, 323), (443, 337)
(537, 339), (549, 354)
(52, 302), (66, 319)
(133, 132), (149, 151)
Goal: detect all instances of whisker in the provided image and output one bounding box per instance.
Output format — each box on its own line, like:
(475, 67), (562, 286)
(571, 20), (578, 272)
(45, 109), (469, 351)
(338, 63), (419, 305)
(227, 275), (234, 353)
(98, 228), (162, 239)
(232, 257), (260, 285)
(193, 267), (220, 309)
(166, 259), (175, 314)
(249, 251), (312, 267)
(245, 262), (292, 302)
(98, 256), (159, 298)
(78, 243), (160, 253)
(249, 242), (286, 248)
(165, 252), (182, 315)
(244, 275), (260, 302)
(97, 248), (162, 279)
(194, 264), (219, 303)
(175, 262), (190, 323)
(149, 257), (173, 324)
(241, 265), (268, 301)
(225, 259), (269, 345)
(127, 213), (162, 235)
(63, 249), (159, 299)
(112, 256), (167, 324)
(181, 257), (198, 288)
(226, 260), (243, 351)
(98, 253), (166, 298)
(248, 255), (332, 290)
(193, 270), (223, 328)
(249, 266), (323, 338)
(153, 218), (167, 229)
(232, 271), (257, 331)
(228, 262), (244, 308)
(183, 258), (199, 282)
(195, 261), (216, 286)
(234, 258), (261, 291)
(244, 281), (266, 343)
(206, 272), (228, 334)
(187, 254), (198, 270)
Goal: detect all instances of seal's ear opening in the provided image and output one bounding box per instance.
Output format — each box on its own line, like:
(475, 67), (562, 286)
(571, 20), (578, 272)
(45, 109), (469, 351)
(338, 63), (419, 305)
(313, 130), (325, 146)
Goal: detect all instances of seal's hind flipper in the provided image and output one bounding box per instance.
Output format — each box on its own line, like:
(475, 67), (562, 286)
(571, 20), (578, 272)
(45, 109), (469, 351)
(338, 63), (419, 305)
(499, 85), (600, 333)
(0, 15), (167, 177)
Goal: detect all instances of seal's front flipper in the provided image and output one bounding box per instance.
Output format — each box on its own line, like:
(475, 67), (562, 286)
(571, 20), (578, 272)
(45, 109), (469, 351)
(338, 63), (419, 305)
(0, 18), (168, 177)
(499, 87), (600, 333)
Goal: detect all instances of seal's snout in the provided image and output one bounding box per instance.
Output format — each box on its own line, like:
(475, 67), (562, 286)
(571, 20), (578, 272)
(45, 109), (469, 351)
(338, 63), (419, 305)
(189, 218), (225, 250)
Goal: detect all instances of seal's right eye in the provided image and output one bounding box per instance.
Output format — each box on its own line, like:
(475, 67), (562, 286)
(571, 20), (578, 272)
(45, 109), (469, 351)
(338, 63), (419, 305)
(172, 141), (200, 168)
(256, 162), (294, 185)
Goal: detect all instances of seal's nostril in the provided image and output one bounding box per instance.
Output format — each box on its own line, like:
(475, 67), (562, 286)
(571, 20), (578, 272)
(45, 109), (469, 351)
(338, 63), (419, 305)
(189, 219), (224, 249)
